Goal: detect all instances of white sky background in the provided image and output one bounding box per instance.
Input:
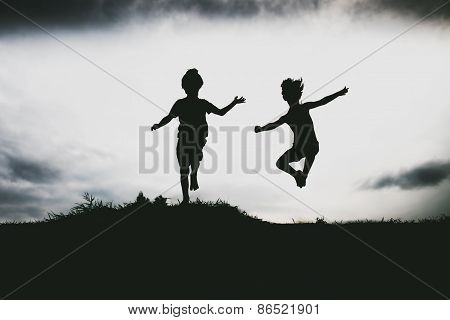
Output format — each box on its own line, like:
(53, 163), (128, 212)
(0, 7), (449, 222)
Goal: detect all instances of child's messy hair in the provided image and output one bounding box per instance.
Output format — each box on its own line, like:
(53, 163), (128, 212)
(182, 68), (204, 93)
(281, 78), (304, 98)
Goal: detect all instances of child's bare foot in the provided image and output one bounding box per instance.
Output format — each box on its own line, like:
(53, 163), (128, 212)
(294, 171), (307, 188)
(190, 174), (199, 191)
(181, 197), (190, 205)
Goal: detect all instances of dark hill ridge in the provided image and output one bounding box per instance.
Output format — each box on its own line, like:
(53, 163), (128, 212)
(0, 193), (449, 299)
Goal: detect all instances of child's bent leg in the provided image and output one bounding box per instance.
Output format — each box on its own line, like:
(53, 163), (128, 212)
(189, 143), (204, 191)
(277, 148), (308, 187)
(276, 148), (299, 177)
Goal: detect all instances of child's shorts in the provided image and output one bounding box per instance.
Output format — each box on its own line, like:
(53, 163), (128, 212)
(291, 141), (319, 160)
(176, 138), (207, 169)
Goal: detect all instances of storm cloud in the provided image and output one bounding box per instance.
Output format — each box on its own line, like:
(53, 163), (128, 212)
(0, 134), (60, 184)
(0, 140), (60, 219)
(364, 160), (450, 190)
(0, 0), (449, 31)
(0, 183), (40, 204)
(354, 0), (450, 20)
(2, 153), (59, 183)
(0, 0), (320, 29)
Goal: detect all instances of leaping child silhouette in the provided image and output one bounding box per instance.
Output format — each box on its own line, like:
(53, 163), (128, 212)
(255, 78), (348, 188)
(152, 69), (246, 203)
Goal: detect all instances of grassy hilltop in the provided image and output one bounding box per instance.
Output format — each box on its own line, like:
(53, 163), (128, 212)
(0, 193), (449, 299)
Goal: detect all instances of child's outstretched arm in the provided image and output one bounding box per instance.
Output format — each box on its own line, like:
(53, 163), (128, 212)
(210, 96), (246, 116)
(307, 87), (349, 109)
(151, 114), (175, 131)
(254, 117), (284, 133)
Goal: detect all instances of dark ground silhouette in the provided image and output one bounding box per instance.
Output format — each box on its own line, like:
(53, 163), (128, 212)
(0, 193), (448, 299)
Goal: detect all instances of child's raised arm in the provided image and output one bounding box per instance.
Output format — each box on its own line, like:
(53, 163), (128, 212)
(306, 87), (349, 110)
(209, 96), (246, 116)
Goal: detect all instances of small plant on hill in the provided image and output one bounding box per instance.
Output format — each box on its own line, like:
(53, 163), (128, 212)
(153, 195), (169, 206)
(135, 191), (149, 204)
(315, 216), (327, 224)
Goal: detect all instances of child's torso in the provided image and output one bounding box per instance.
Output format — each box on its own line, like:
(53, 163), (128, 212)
(175, 97), (209, 127)
(283, 105), (318, 146)
(174, 97), (211, 142)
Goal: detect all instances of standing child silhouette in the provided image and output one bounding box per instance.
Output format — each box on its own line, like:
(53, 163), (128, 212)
(255, 78), (348, 188)
(152, 69), (246, 203)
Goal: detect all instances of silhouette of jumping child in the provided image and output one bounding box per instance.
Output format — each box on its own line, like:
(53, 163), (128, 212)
(255, 78), (348, 188)
(152, 69), (246, 203)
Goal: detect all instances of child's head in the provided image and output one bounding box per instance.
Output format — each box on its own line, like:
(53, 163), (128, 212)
(281, 78), (304, 104)
(182, 68), (204, 96)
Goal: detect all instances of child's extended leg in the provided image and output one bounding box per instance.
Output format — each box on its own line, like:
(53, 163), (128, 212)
(190, 158), (200, 191)
(177, 142), (190, 203)
(180, 167), (190, 203)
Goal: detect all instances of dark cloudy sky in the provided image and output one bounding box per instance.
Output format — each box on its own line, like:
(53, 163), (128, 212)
(1, 0), (449, 29)
(0, 0), (449, 222)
